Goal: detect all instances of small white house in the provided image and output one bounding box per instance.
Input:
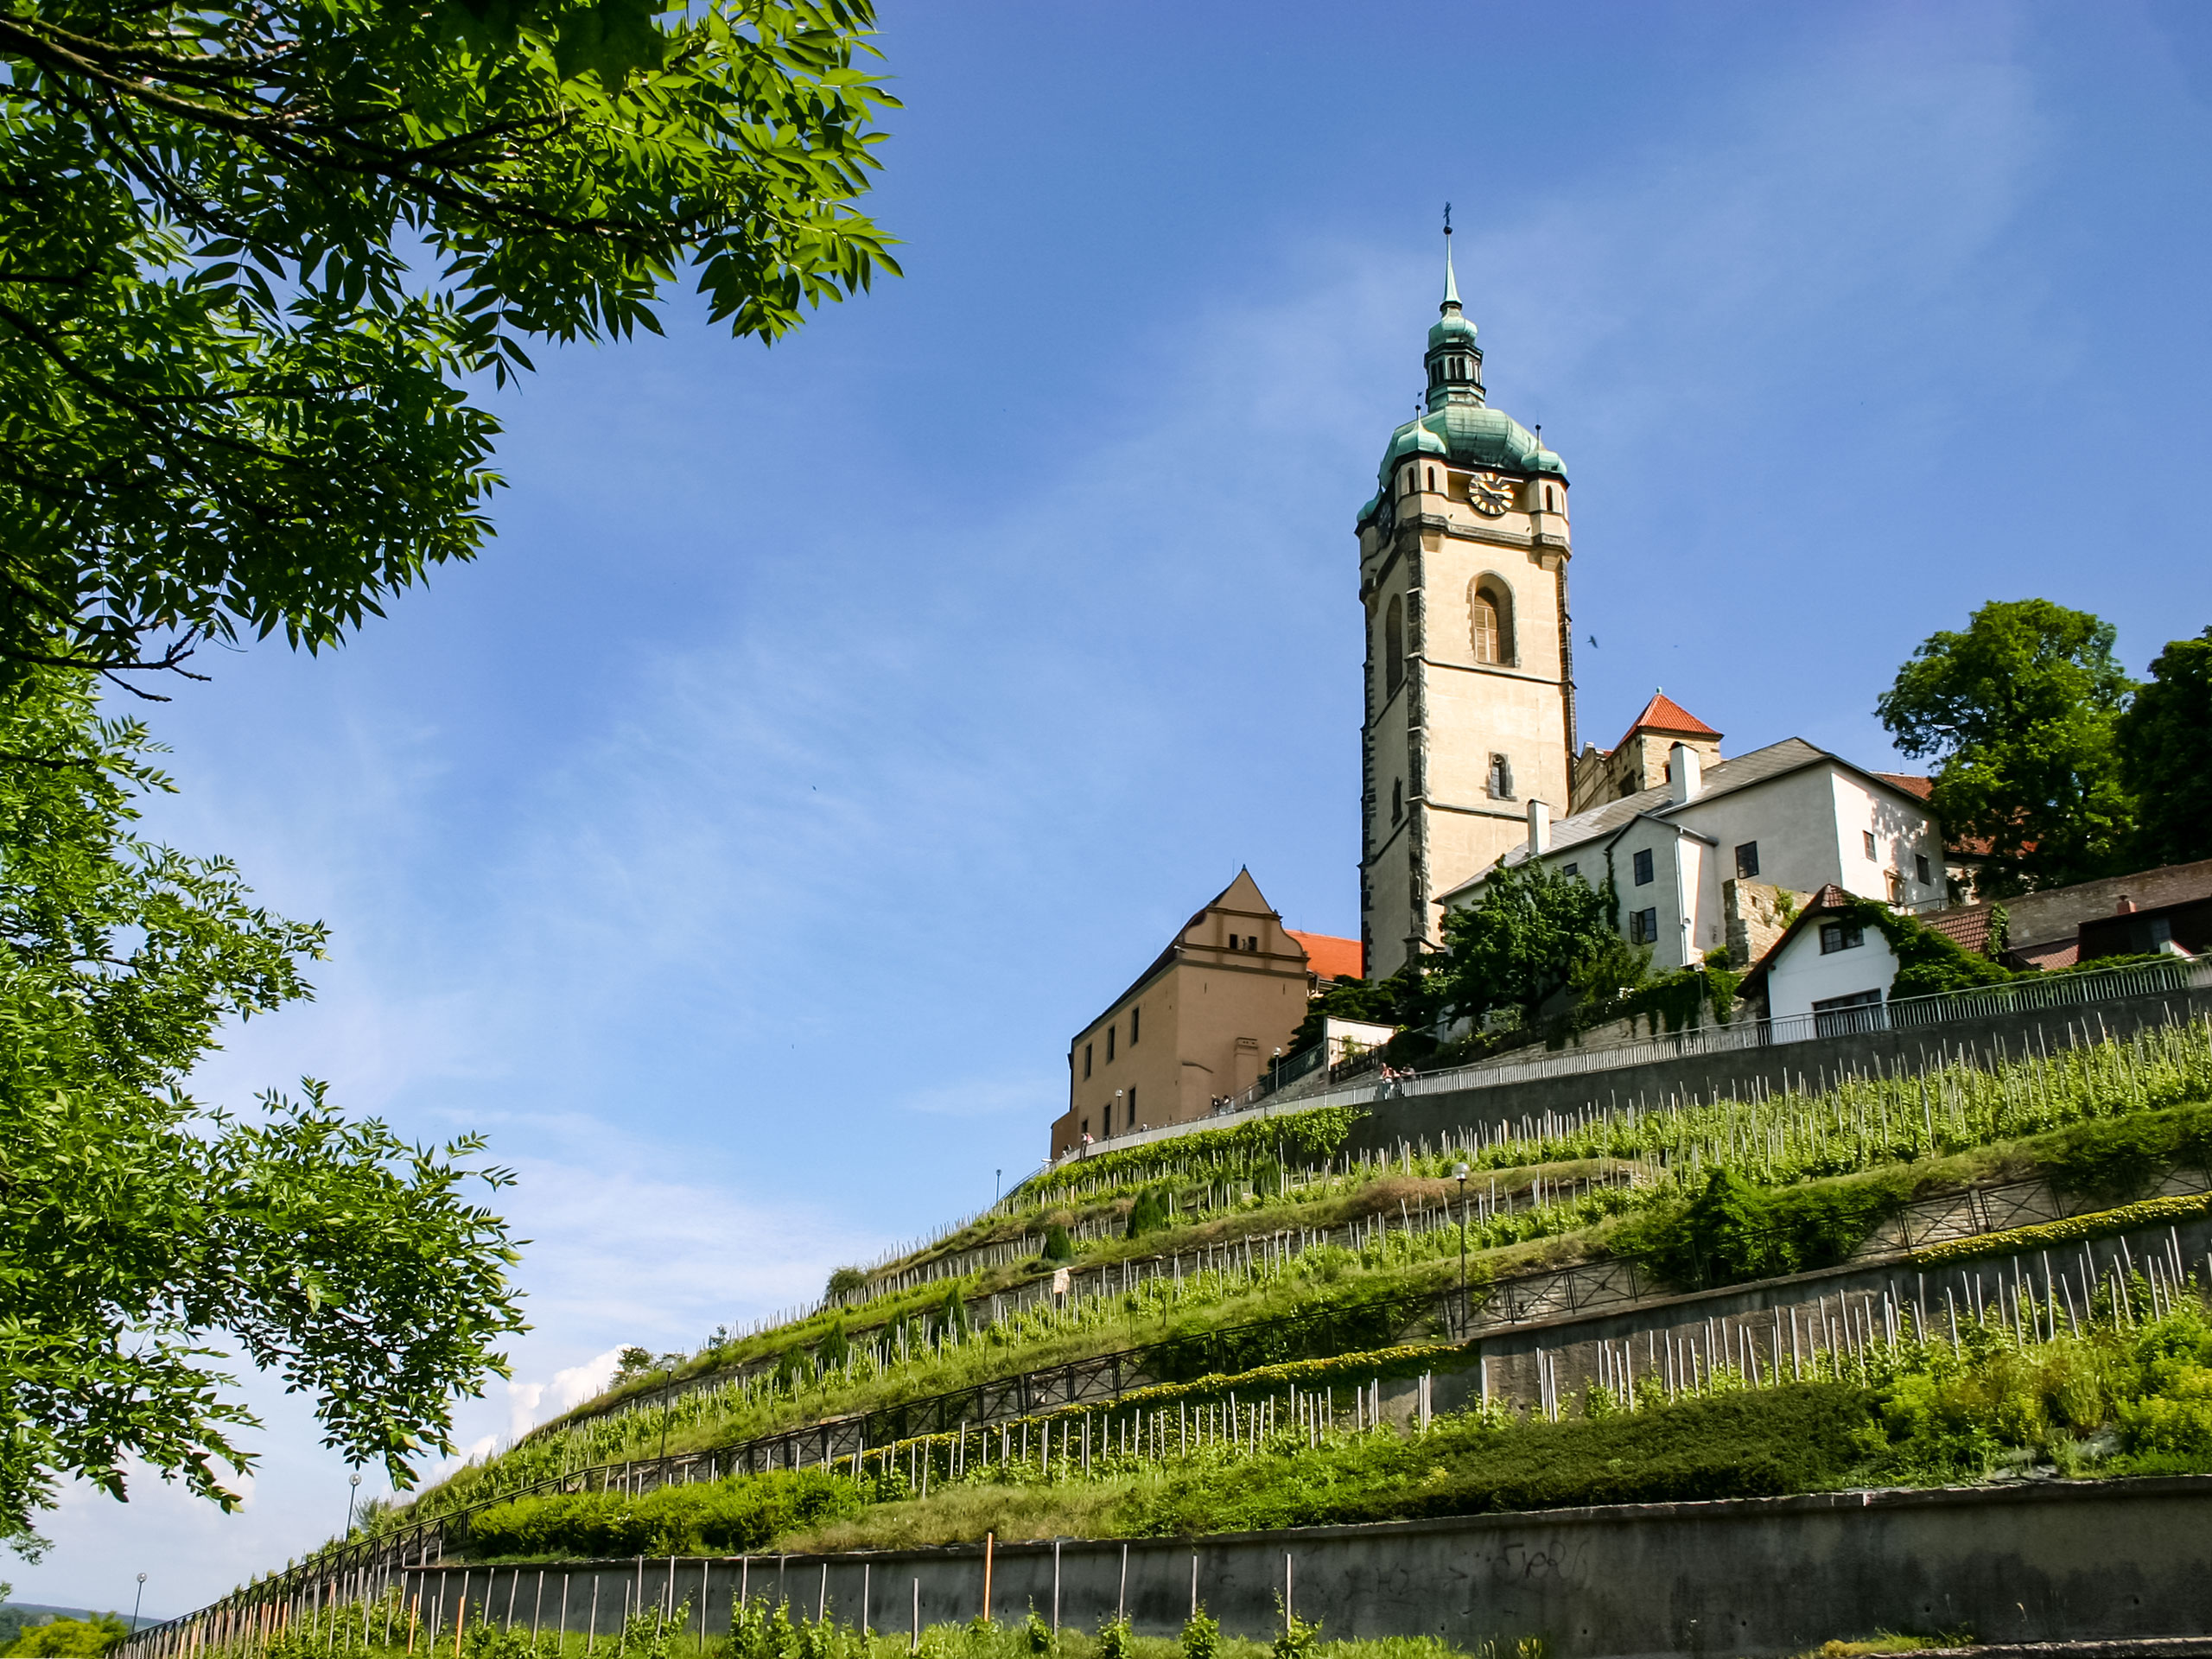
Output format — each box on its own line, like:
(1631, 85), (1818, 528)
(1438, 735), (1948, 973)
(1738, 884), (1900, 1030)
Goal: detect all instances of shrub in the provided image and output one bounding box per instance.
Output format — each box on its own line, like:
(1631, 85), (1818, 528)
(1097, 1617), (1135, 1659)
(1040, 1224), (1075, 1263)
(469, 1469), (866, 1558)
(8, 1617), (127, 1657)
(1180, 1610), (1221, 1659)
(1124, 1186), (1169, 1240)
(1273, 1601), (1321, 1659)
(1023, 1609), (1055, 1655)
(1617, 1168), (1913, 1290)
(827, 1267), (867, 1298)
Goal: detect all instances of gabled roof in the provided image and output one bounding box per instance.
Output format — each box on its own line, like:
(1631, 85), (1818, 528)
(1738, 884), (1858, 999)
(1440, 735), (1943, 906)
(1084, 868), (1290, 1030)
(1286, 930), (1363, 982)
(1611, 692), (1722, 754)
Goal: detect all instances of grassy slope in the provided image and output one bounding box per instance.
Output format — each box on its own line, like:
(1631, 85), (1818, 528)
(388, 1028), (2212, 1534)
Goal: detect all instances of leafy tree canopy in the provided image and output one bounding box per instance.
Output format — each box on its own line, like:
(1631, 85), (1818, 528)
(0, 0), (897, 683)
(1430, 857), (1616, 1027)
(1875, 599), (2138, 896)
(1283, 967), (1429, 1058)
(5, 1614), (128, 1658)
(2115, 626), (2212, 871)
(0, 671), (525, 1555)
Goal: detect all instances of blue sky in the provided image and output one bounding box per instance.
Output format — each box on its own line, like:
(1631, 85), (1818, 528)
(19, 0), (2212, 1615)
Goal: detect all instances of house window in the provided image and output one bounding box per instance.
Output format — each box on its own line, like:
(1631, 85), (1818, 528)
(1080, 1117), (1090, 1139)
(1735, 842), (1759, 879)
(1886, 870), (1904, 904)
(1084, 1043), (1092, 1079)
(1819, 920), (1865, 955)
(1384, 596), (1405, 696)
(1629, 907), (1659, 945)
(1916, 854), (1932, 887)
(1486, 753), (1514, 799)
(1811, 988), (1885, 1038)
(1471, 579), (1515, 665)
(1562, 862), (1579, 879)
(1107, 1025), (1116, 1062)
(1632, 849), (1655, 886)
(1391, 779), (1403, 823)
(1128, 1086), (1138, 1124)
(1862, 830), (1878, 861)
(1130, 1005), (1140, 1044)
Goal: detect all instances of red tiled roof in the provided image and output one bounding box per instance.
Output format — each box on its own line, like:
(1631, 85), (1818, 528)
(1876, 772), (1931, 800)
(1920, 907), (1995, 956)
(2014, 938), (2079, 971)
(1611, 692), (1722, 754)
(1287, 930), (1363, 982)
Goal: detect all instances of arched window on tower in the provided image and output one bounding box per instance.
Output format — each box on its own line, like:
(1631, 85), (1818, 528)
(1384, 595), (1405, 696)
(1391, 779), (1403, 823)
(1471, 578), (1516, 666)
(1426, 467), (1437, 492)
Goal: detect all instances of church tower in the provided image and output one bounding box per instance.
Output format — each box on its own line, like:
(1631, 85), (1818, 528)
(1358, 229), (1577, 977)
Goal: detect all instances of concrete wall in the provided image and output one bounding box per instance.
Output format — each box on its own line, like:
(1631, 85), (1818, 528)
(406, 1476), (2212, 1659)
(1341, 984), (2212, 1159)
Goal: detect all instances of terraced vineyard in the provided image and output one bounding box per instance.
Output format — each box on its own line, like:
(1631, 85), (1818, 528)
(350, 1015), (2212, 1541)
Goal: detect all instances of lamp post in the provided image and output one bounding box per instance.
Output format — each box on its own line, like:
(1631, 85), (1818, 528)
(130, 1573), (147, 1637)
(1452, 1162), (1470, 1338)
(344, 1471), (361, 1537)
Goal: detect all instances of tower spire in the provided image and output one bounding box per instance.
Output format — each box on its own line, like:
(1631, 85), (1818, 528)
(1441, 203), (1460, 309)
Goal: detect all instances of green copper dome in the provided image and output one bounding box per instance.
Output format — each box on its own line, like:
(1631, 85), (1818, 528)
(1356, 236), (1567, 531)
(1376, 406), (1565, 485)
(1428, 310), (1478, 350)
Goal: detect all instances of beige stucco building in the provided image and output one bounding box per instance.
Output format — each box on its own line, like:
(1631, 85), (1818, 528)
(1048, 871), (1358, 1159)
(1359, 237), (1577, 977)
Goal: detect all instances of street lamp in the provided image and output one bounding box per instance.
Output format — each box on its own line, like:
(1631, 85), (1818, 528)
(344, 1471), (361, 1536)
(1452, 1163), (1470, 1338)
(130, 1573), (147, 1637)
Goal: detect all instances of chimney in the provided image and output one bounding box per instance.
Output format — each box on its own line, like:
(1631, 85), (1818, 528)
(1527, 798), (1551, 856)
(1669, 742), (1702, 804)
(2117, 895), (2137, 914)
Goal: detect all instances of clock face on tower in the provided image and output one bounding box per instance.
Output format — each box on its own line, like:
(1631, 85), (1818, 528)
(1466, 473), (1514, 517)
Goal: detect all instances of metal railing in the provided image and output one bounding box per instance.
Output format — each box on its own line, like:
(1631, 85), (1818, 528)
(1199, 953), (2212, 1128)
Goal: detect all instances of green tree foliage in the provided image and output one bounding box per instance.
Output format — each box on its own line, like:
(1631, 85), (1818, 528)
(825, 1266), (867, 1300)
(1616, 1168), (1914, 1290)
(1875, 599), (2139, 895)
(1431, 858), (1615, 1027)
(0, 0), (897, 680)
(1039, 1224), (1075, 1263)
(468, 1467), (863, 1557)
(0, 672), (525, 1554)
(2115, 626), (2212, 870)
(1283, 967), (1428, 1058)
(936, 1285), (968, 1339)
(1122, 1186), (1169, 1240)
(5, 1614), (127, 1657)
(814, 1317), (849, 1371)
